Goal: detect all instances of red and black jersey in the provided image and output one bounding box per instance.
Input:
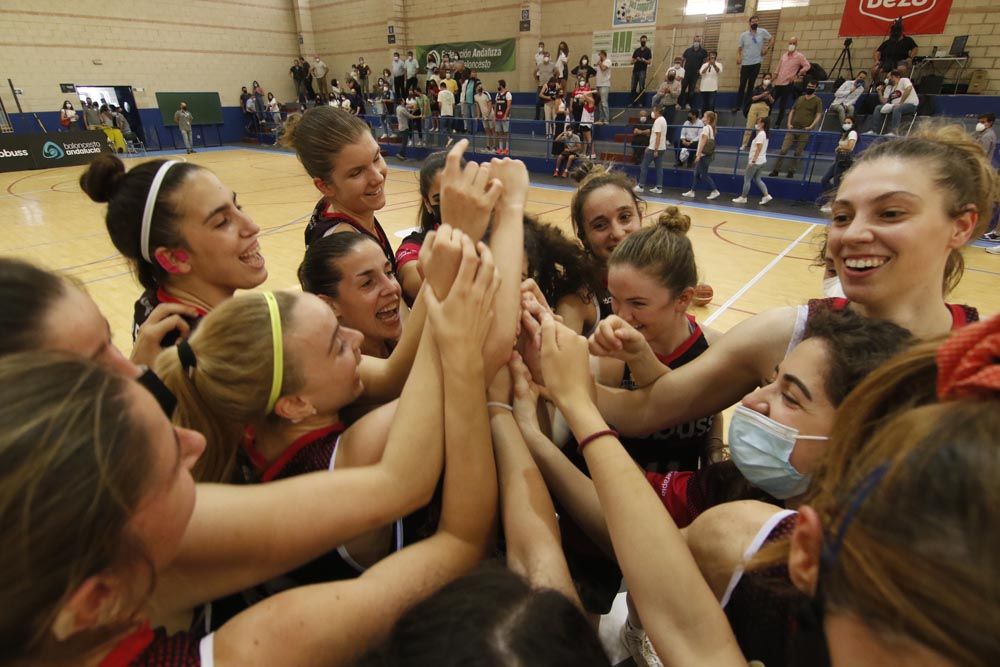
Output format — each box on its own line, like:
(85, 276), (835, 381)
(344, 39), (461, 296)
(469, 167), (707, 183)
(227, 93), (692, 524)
(596, 281), (614, 321)
(394, 225), (437, 271)
(304, 198), (397, 274)
(616, 314), (713, 473)
(132, 287), (207, 348)
(99, 622), (203, 667)
(807, 297), (979, 330)
(645, 460), (779, 528)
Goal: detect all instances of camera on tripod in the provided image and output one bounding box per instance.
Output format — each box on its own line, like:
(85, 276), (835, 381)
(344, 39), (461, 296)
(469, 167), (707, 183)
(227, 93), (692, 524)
(844, 38), (853, 47)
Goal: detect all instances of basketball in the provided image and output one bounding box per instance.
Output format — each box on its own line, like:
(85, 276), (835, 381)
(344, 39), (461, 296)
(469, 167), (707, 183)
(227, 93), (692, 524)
(693, 283), (714, 307)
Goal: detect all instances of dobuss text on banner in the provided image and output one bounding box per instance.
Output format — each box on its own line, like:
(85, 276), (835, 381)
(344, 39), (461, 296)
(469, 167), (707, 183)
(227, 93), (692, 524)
(416, 39), (516, 73)
(839, 0), (954, 37)
(592, 30), (655, 68)
(613, 0), (658, 28)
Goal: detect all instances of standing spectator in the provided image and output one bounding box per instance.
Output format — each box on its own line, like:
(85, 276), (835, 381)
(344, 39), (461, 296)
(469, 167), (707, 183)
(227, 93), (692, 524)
(427, 79), (440, 134)
(437, 79), (456, 141)
(679, 36), (707, 109)
(553, 126), (582, 177)
(81, 100), (100, 130)
(733, 116), (773, 205)
(735, 15), (771, 115)
(303, 57), (316, 101)
(252, 81), (266, 125)
(595, 50), (612, 125)
(631, 109), (652, 164)
(770, 81), (822, 178)
(698, 51), (722, 113)
(977, 113), (1000, 245)
(579, 92), (597, 159)
(772, 37), (811, 126)
(391, 52), (406, 101)
(675, 110), (702, 167)
(174, 101), (195, 154)
(871, 20), (918, 86)
(244, 94), (258, 133)
(290, 59), (307, 103)
(239, 86), (250, 116)
(630, 35), (652, 107)
(405, 51), (419, 93)
(411, 86), (427, 147)
(741, 72), (774, 148)
(829, 71), (868, 126)
(267, 92), (281, 124)
(312, 56), (329, 99)
(818, 115), (859, 212)
(379, 78), (394, 138)
(867, 68), (918, 136)
(571, 55), (596, 86)
(634, 105), (668, 194)
(474, 83), (496, 151)
(651, 70), (681, 116)
(682, 110), (720, 199)
(461, 69), (480, 134)
(534, 41), (547, 120)
(539, 76), (561, 137)
(358, 57), (371, 93)
(443, 71), (459, 96)
(570, 76), (593, 129)
(58, 100), (78, 132)
(494, 80), (513, 156)
(110, 105), (132, 137)
(394, 100), (416, 161)
(536, 51), (558, 123)
(556, 42), (570, 88)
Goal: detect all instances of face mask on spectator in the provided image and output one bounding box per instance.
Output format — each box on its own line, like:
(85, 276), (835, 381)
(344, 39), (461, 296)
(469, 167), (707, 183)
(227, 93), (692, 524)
(544, 57), (550, 63)
(640, 115), (648, 122)
(788, 44), (797, 52)
(805, 87), (816, 95)
(750, 21), (759, 30)
(763, 78), (772, 85)
(692, 41), (700, 48)
(976, 122), (987, 132)
(578, 79), (585, 86)
(582, 59), (588, 65)
(843, 122), (853, 130)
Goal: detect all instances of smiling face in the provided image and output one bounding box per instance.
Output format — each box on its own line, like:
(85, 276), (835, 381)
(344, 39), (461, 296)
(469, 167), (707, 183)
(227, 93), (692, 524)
(164, 170), (267, 292)
(827, 158), (973, 308)
(579, 184), (642, 262)
(325, 238), (403, 347)
(285, 293), (365, 415)
(608, 264), (690, 348)
(740, 338), (836, 474)
(318, 133), (388, 218)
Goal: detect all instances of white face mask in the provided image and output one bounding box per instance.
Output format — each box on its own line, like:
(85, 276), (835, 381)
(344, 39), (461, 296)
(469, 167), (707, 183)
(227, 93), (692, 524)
(728, 405), (828, 499)
(693, 42), (700, 48)
(579, 80), (585, 86)
(538, 47), (544, 52)
(823, 276), (846, 298)
(582, 59), (588, 65)
(788, 44), (797, 52)
(976, 122), (987, 133)
(640, 116), (648, 122)
(544, 57), (550, 63)
(843, 123), (853, 131)
(763, 78), (772, 85)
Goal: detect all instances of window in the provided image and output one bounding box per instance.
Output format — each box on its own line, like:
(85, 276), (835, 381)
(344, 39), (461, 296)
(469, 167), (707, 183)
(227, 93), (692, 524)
(757, 0), (809, 9)
(684, 0), (725, 16)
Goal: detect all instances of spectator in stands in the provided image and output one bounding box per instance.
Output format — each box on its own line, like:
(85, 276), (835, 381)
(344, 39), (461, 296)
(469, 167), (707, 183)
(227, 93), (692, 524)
(379, 78), (395, 137)
(539, 75), (561, 137)
(675, 109), (702, 167)
(461, 69), (480, 134)
(443, 71), (459, 97)
(174, 101), (195, 154)
(536, 50), (558, 123)
(58, 100), (78, 132)
(494, 80), (513, 156)
(595, 50), (612, 125)
(571, 55), (596, 87)
(556, 42), (570, 88)
(741, 71), (774, 149)
(391, 52), (406, 101)
(733, 116), (772, 205)
(81, 101), (99, 130)
(330, 78), (341, 96)
(98, 104), (114, 128)
(698, 51), (722, 113)
(669, 57), (685, 82)
(534, 42), (547, 120)
(474, 83), (496, 151)
(252, 81), (266, 124)
(829, 71), (868, 126)
(634, 105), (669, 194)
(394, 100), (416, 161)
(239, 86), (250, 116)
(679, 36), (707, 109)
(631, 110), (652, 164)
(735, 15), (772, 116)
(570, 76), (593, 130)
(579, 92), (597, 159)
(976, 113), (999, 245)
(770, 81), (822, 178)
(682, 110), (720, 199)
(110, 105), (132, 137)
(427, 79), (440, 134)
(404, 51), (419, 94)
(290, 59), (307, 104)
(871, 19), (918, 87)
(818, 115), (859, 213)
(630, 35), (652, 107)
(266, 93), (281, 124)
(358, 57), (370, 93)
(312, 56), (329, 99)
(651, 70), (681, 121)
(437, 77), (456, 142)
(772, 36), (810, 126)
(553, 126), (582, 177)
(412, 86), (428, 147)
(867, 68), (918, 136)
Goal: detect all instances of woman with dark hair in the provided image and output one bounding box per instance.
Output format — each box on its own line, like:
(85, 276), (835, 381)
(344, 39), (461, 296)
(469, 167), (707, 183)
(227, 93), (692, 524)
(732, 115), (772, 205)
(818, 114), (859, 213)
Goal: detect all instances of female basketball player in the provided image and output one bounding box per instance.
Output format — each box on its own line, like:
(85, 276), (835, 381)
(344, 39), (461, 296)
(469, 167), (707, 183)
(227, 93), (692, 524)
(395, 151), (455, 303)
(0, 248), (497, 666)
(590, 125), (996, 438)
(536, 309), (1000, 667)
(80, 154), (266, 347)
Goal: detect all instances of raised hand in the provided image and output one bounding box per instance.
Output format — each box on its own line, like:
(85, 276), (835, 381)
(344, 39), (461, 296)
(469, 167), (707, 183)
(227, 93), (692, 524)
(439, 139), (503, 242)
(419, 224), (463, 300)
(509, 352), (543, 435)
(488, 157), (530, 213)
(131, 302), (198, 365)
(588, 315), (652, 364)
(539, 312), (595, 408)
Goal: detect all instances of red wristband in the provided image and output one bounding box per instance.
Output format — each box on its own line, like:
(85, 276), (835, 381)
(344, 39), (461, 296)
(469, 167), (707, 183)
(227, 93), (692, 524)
(577, 428), (619, 453)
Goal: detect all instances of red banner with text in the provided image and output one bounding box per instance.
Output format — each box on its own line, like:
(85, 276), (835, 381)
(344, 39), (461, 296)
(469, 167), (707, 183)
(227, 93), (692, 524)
(839, 0), (954, 37)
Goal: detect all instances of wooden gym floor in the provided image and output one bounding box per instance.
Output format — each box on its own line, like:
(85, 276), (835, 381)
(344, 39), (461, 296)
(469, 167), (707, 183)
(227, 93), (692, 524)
(1, 146), (997, 348)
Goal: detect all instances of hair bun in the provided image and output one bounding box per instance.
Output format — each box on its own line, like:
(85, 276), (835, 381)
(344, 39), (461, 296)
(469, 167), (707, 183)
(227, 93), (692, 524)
(78, 153), (126, 203)
(657, 206), (691, 234)
(570, 159), (604, 184)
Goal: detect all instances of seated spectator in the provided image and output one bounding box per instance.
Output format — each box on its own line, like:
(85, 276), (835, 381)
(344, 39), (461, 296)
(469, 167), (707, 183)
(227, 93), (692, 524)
(871, 19), (918, 86)
(866, 68), (918, 136)
(631, 110), (652, 164)
(828, 71), (867, 126)
(819, 115), (859, 212)
(675, 109), (702, 167)
(553, 127), (582, 177)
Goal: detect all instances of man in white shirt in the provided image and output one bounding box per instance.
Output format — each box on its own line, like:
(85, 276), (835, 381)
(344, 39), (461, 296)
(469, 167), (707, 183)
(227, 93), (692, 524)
(635, 106), (669, 193)
(404, 51), (419, 93)
(437, 84), (456, 143)
(699, 52), (723, 113)
(867, 68), (918, 136)
(595, 49), (612, 124)
(675, 110), (703, 167)
(312, 56), (329, 98)
(534, 42), (547, 121)
(829, 71), (868, 125)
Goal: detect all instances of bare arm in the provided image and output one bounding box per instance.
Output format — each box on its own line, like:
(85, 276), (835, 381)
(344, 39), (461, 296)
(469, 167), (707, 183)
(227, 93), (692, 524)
(359, 281), (427, 401)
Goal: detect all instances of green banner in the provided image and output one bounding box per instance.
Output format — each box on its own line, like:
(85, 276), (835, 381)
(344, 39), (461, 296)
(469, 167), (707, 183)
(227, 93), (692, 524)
(415, 39), (516, 73)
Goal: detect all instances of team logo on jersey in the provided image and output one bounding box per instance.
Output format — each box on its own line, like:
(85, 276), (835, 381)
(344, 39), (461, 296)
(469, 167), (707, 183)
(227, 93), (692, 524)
(41, 141), (65, 159)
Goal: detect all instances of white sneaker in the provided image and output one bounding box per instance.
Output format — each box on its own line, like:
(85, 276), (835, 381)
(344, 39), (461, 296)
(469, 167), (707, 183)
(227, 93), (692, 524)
(620, 620), (664, 667)
(633, 185), (645, 193)
(732, 196), (748, 204)
(379, 133), (388, 139)
(820, 204), (833, 213)
(885, 131), (897, 137)
(707, 190), (721, 200)
(650, 186), (663, 194)
(864, 130), (877, 135)
(681, 190), (695, 198)
(987, 245), (1000, 255)
(760, 194), (773, 205)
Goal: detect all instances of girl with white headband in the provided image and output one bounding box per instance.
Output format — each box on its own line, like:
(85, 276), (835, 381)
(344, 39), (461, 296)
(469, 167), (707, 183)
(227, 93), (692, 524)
(80, 153), (267, 347)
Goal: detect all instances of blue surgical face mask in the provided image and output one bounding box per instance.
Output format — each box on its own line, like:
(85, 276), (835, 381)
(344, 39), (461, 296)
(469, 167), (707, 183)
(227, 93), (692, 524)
(728, 405), (829, 499)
